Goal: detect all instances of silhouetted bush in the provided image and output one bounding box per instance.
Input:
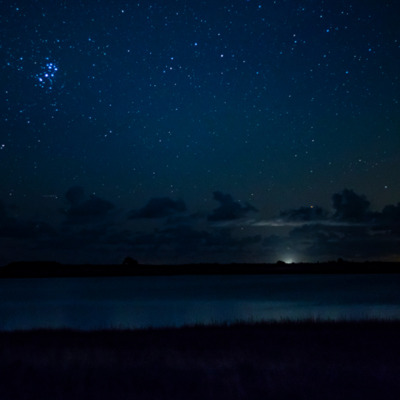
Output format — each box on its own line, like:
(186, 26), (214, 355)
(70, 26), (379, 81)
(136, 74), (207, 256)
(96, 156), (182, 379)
(122, 257), (139, 266)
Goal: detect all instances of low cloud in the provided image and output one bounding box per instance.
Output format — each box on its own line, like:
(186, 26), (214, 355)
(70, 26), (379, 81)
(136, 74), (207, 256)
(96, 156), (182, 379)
(129, 197), (186, 219)
(332, 189), (371, 222)
(1, 188), (400, 264)
(375, 203), (400, 235)
(256, 190), (378, 228)
(62, 186), (115, 224)
(289, 223), (400, 261)
(279, 205), (329, 222)
(253, 189), (400, 261)
(124, 225), (262, 263)
(208, 191), (257, 221)
(0, 200), (54, 239)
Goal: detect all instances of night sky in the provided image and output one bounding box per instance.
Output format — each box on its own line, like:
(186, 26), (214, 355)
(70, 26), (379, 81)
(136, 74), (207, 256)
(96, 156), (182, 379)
(1, 0), (399, 265)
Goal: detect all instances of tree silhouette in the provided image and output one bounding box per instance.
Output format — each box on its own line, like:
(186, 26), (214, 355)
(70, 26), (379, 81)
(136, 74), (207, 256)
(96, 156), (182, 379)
(123, 257), (139, 266)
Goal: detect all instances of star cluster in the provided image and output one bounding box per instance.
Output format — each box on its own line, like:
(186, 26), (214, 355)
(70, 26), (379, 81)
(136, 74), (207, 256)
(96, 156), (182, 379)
(34, 60), (59, 90)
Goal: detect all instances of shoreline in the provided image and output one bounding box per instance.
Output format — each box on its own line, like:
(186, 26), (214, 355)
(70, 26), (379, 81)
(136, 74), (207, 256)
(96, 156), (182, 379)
(1, 260), (400, 278)
(3, 317), (400, 331)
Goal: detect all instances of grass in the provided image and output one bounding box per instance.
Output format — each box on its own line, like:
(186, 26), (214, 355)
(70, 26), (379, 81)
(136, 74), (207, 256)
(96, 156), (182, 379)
(1, 320), (400, 399)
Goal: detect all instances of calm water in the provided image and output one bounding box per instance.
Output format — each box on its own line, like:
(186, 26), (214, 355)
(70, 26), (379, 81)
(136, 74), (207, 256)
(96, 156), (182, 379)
(1, 274), (400, 330)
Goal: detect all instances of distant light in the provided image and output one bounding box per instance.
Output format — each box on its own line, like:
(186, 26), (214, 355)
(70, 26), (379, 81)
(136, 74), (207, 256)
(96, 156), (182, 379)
(281, 256), (296, 264)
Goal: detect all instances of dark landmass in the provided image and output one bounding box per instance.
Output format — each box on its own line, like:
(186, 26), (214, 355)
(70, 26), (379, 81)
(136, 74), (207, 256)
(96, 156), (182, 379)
(1, 320), (400, 400)
(0, 260), (400, 278)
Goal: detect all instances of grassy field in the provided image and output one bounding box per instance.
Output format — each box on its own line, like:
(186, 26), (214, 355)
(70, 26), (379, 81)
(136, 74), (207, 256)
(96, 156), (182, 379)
(1, 320), (400, 399)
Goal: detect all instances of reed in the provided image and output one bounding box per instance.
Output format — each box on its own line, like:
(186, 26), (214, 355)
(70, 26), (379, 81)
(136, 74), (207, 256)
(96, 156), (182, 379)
(1, 319), (400, 399)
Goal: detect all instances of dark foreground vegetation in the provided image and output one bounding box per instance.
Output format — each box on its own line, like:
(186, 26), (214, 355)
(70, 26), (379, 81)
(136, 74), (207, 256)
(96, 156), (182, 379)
(1, 320), (400, 399)
(1, 260), (400, 278)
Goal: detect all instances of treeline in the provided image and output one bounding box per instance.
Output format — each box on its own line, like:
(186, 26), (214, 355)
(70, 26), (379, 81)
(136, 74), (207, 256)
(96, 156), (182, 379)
(0, 260), (399, 278)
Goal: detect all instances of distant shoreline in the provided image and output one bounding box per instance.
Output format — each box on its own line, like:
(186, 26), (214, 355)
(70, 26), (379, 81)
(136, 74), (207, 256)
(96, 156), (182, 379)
(0, 260), (399, 278)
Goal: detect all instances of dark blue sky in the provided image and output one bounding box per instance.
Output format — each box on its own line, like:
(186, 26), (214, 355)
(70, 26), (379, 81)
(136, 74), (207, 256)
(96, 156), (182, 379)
(1, 0), (399, 264)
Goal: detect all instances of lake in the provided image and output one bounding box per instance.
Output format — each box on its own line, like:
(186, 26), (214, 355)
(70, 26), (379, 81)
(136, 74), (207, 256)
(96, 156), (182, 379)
(1, 274), (400, 330)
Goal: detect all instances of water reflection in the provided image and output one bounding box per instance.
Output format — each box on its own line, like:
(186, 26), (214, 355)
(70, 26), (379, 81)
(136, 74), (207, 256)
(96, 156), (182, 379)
(1, 274), (400, 330)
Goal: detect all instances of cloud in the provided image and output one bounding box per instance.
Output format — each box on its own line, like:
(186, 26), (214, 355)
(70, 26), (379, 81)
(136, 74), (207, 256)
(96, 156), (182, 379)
(129, 197), (186, 219)
(332, 189), (371, 222)
(257, 190), (372, 228)
(65, 186), (85, 206)
(125, 225), (262, 263)
(279, 205), (329, 222)
(288, 223), (400, 261)
(376, 203), (400, 235)
(381, 203), (400, 222)
(257, 189), (400, 261)
(208, 191), (257, 221)
(0, 200), (55, 239)
(62, 186), (115, 224)
(0, 220), (54, 239)
(1, 187), (400, 265)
